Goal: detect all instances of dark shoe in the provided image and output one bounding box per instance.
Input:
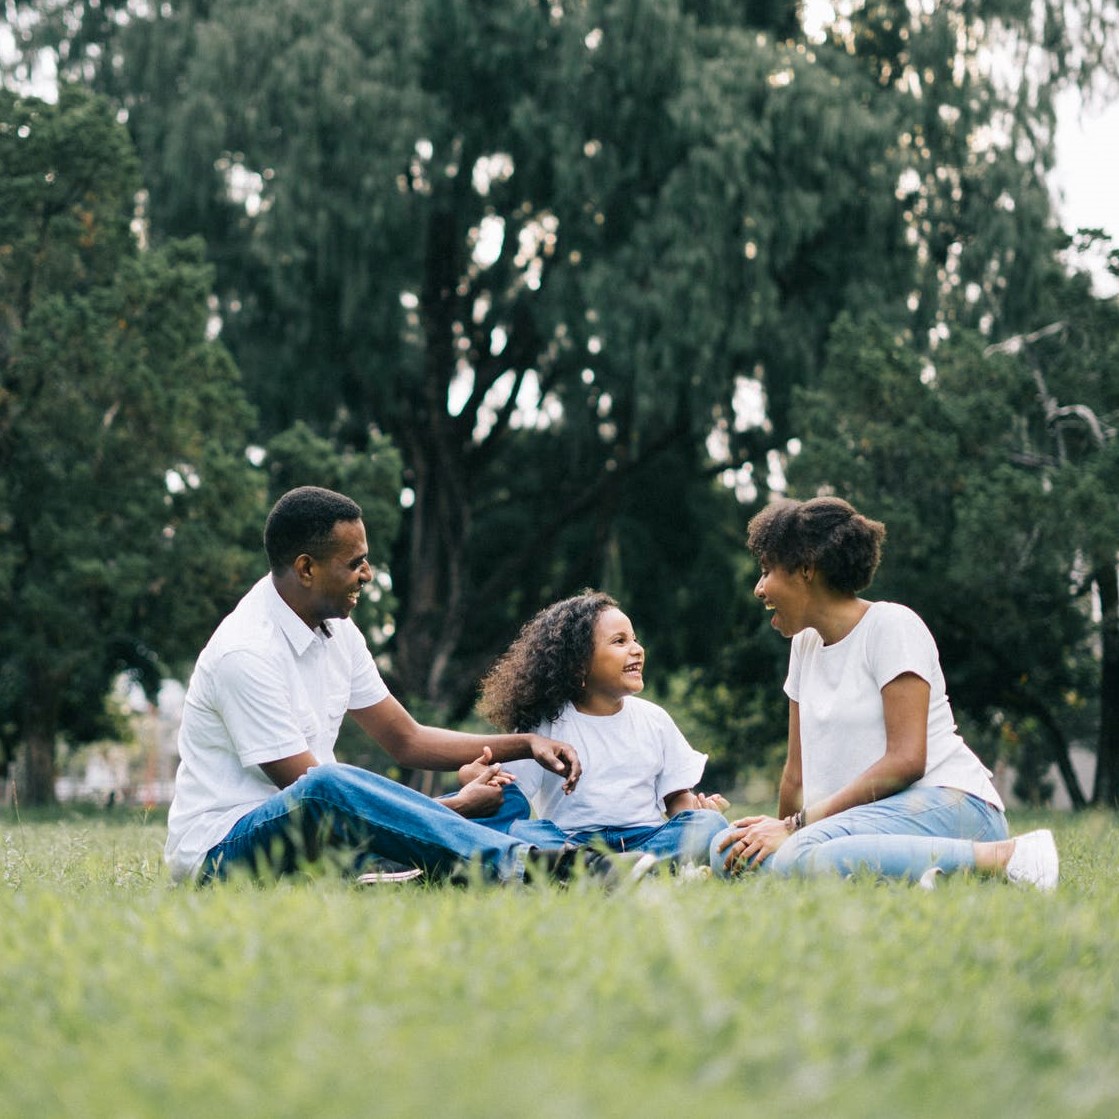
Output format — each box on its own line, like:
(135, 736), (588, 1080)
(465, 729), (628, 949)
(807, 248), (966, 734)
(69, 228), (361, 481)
(525, 846), (660, 889)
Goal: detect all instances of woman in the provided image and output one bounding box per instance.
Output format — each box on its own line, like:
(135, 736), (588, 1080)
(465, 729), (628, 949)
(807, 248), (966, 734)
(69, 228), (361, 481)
(713, 496), (1058, 889)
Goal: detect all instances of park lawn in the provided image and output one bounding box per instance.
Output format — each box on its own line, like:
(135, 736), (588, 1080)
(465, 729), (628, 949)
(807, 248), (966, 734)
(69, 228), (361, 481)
(1, 807), (1117, 1119)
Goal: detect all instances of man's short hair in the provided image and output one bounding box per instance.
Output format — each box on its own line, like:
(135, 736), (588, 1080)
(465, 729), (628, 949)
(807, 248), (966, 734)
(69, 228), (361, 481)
(263, 486), (363, 573)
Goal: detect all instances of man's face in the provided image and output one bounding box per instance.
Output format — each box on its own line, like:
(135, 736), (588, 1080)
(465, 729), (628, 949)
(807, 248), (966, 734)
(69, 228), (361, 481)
(306, 519), (372, 625)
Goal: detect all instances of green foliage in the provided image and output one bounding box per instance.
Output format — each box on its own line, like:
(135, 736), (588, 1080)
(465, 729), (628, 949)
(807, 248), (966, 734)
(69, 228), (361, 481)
(1, 809), (1118, 1117)
(263, 419), (404, 638)
(786, 310), (1109, 798)
(4, 0), (1116, 790)
(11, 0), (1074, 715)
(0, 87), (264, 796)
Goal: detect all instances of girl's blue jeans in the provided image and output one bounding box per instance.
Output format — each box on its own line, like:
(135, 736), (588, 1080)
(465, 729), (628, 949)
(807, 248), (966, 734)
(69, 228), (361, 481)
(480, 784), (728, 866)
(710, 785), (1008, 881)
(200, 763), (531, 883)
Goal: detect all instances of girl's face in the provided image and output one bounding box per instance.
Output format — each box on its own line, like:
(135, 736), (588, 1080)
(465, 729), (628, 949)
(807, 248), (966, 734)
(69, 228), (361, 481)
(578, 606), (645, 714)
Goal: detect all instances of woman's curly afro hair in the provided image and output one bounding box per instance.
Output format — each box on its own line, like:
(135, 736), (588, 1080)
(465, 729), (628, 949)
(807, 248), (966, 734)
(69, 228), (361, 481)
(747, 496), (886, 595)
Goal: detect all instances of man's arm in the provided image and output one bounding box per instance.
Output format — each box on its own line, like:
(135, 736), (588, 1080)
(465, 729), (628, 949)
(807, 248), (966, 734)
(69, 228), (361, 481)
(260, 751), (318, 789)
(348, 694), (581, 792)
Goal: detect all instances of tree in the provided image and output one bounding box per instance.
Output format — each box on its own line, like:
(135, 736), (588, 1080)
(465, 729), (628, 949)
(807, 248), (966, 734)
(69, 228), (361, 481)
(0, 86), (263, 804)
(261, 418), (404, 642)
(7, 0), (1111, 741)
(786, 306), (1116, 808)
(981, 266), (1119, 806)
(1, 1), (910, 707)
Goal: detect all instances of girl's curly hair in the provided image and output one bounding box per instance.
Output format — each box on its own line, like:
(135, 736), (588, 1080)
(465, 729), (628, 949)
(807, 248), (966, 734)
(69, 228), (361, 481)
(477, 590), (617, 732)
(747, 496), (886, 594)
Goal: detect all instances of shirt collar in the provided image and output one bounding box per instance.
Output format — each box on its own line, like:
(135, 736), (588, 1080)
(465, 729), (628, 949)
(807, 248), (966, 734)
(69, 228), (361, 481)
(264, 577), (329, 657)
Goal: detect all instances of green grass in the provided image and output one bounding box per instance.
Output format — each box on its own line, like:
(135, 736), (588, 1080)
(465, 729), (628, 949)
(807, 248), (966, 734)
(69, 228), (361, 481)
(2, 807), (1117, 1119)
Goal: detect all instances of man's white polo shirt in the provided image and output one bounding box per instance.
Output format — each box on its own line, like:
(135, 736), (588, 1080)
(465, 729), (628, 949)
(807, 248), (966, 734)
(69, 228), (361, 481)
(164, 575), (389, 882)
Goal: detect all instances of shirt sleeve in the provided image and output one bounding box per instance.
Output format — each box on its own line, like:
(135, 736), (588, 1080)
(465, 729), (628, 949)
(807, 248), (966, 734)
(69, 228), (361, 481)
(652, 708), (708, 805)
(214, 648), (309, 766)
(342, 623), (391, 709)
(867, 604), (940, 691)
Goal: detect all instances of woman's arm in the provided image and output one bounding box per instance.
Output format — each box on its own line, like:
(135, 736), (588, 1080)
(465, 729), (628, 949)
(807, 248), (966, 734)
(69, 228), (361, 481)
(776, 701), (804, 818)
(717, 701), (802, 869)
(802, 672), (928, 824)
(719, 677), (929, 871)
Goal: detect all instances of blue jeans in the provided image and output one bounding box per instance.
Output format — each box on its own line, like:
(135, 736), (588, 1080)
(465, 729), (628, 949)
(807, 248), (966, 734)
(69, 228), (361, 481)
(201, 763), (533, 883)
(479, 784), (728, 866)
(710, 786), (1008, 881)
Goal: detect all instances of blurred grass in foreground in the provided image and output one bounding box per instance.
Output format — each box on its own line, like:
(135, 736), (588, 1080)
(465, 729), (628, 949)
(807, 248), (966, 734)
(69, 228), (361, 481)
(1, 806), (1117, 1118)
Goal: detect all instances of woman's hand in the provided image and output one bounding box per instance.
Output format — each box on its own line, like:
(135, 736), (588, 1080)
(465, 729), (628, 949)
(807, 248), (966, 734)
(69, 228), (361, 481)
(715, 815), (791, 873)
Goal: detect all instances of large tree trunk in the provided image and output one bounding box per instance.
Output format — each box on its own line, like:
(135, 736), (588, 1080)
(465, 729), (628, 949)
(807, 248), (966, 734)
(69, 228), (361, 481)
(1092, 564), (1119, 807)
(394, 441), (470, 710)
(11, 732), (56, 807)
(11, 668), (61, 807)
(391, 195), (473, 713)
(1009, 687), (1088, 811)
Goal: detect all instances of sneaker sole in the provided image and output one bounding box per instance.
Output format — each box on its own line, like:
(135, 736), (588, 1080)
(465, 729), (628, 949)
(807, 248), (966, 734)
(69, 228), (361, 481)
(355, 867), (424, 885)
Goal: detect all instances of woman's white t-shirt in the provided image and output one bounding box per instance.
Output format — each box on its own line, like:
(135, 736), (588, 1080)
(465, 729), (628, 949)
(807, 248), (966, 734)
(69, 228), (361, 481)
(785, 601), (1003, 810)
(503, 697), (708, 830)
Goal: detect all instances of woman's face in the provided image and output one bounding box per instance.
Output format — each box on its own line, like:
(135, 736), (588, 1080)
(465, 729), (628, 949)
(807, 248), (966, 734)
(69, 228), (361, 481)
(754, 561), (813, 638)
(578, 607), (645, 714)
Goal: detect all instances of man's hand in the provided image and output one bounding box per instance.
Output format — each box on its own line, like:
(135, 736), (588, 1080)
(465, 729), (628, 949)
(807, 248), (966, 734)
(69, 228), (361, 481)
(526, 734), (582, 794)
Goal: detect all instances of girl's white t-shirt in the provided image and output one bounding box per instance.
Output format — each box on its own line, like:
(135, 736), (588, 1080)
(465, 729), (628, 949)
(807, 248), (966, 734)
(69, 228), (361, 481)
(503, 696), (708, 830)
(785, 601), (1003, 810)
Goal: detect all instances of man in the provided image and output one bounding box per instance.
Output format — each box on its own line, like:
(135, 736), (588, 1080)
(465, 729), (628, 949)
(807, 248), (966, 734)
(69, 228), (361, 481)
(165, 485), (600, 886)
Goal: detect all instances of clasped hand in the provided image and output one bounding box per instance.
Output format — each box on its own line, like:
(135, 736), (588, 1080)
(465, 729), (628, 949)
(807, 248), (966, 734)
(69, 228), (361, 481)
(449, 747), (515, 818)
(715, 814), (790, 873)
(694, 791), (730, 813)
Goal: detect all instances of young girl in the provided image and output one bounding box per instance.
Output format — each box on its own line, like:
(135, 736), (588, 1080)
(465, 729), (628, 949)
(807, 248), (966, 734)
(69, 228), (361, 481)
(474, 590), (729, 870)
(713, 496), (1058, 889)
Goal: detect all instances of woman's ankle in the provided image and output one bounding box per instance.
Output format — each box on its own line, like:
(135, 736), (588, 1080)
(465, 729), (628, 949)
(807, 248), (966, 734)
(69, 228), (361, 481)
(973, 837), (1015, 874)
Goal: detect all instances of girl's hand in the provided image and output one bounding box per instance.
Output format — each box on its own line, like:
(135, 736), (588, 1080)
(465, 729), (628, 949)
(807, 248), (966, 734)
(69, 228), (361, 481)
(457, 746), (514, 788)
(695, 791), (730, 812)
(445, 762), (512, 818)
(715, 815), (790, 873)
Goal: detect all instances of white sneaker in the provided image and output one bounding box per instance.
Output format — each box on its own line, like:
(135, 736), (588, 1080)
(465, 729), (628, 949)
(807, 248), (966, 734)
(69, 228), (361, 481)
(627, 851), (662, 883)
(917, 866), (944, 891)
(1006, 830), (1059, 891)
(676, 861), (713, 883)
